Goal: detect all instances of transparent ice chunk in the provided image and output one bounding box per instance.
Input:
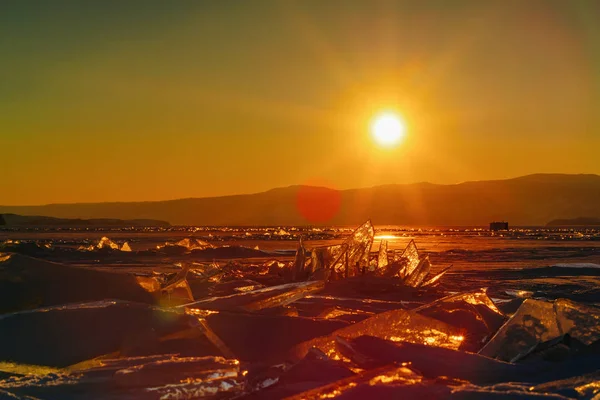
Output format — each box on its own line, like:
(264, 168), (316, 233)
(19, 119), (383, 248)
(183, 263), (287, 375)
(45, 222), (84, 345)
(310, 244), (346, 277)
(413, 289), (505, 351)
(404, 256), (431, 288)
(157, 238), (214, 251)
(420, 265), (452, 288)
(292, 238), (306, 281)
(377, 240), (388, 271)
(414, 288), (503, 316)
(291, 307), (465, 361)
(96, 236), (120, 250)
(479, 298), (600, 362)
(183, 281), (325, 312)
(399, 240), (420, 279)
(330, 220), (374, 278)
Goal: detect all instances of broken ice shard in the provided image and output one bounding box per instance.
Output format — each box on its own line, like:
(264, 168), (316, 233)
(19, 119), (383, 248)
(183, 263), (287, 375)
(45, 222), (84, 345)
(183, 280), (325, 312)
(377, 240), (388, 271)
(135, 264), (194, 306)
(420, 265), (452, 287)
(292, 237), (306, 281)
(329, 220), (375, 278)
(404, 256), (431, 288)
(414, 288), (505, 351)
(96, 236), (121, 250)
(414, 288), (504, 315)
(388, 239), (420, 279)
(344, 220), (375, 276)
(291, 306), (465, 361)
(158, 263), (195, 305)
(400, 240), (421, 278)
(479, 298), (600, 362)
(553, 299), (600, 346)
(77, 237), (131, 252)
(157, 238), (214, 252)
(310, 244), (346, 278)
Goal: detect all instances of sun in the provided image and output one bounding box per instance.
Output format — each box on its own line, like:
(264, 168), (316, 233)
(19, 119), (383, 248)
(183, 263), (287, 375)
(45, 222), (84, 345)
(370, 112), (406, 147)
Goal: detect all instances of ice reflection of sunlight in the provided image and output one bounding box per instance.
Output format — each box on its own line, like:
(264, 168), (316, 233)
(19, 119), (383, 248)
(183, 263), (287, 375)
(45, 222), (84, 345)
(374, 234), (399, 240)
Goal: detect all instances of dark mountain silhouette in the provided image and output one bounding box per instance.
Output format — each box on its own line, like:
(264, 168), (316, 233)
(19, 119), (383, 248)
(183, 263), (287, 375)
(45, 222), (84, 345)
(0, 214), (170, 228)
(1, 174), (599, 226)
(546, 217), (600, 226)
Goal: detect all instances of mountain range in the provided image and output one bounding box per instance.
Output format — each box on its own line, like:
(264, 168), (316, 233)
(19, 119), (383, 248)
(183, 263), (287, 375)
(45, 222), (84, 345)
(0, 214), (170, 228)
(1, 174), (599, 226)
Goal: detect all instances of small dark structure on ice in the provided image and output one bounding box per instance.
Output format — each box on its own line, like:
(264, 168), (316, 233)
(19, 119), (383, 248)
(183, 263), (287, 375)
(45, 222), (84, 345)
(489, 221), (509, 231)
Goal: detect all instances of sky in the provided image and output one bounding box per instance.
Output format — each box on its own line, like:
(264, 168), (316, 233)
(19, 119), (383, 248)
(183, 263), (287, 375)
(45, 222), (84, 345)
(2, 0), (600, 205)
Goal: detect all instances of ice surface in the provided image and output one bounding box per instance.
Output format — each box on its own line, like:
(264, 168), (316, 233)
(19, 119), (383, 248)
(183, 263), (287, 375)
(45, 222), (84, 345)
(0, 254), (155, 314)
(341, 335), (531, 385)
(551, 263), (600, 269)
(291, 306), (465, 360)
(0, 300), (196, 367)
(0, 355), (244, 400)
(479, 298), (600, 362)
(144, 377), (244, 399)
(531, 371), (600, 398)
(506, 290), (534, 298)
(282, 364), (423, 400)
(114, 355), (240, 388)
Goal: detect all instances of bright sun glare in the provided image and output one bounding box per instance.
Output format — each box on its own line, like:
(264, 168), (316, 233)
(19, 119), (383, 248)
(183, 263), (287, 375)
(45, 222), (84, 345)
(370, 112), (406, 147)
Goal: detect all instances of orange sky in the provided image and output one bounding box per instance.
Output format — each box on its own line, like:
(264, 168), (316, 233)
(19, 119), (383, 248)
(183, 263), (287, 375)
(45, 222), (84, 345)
(2, 1), (600, 205)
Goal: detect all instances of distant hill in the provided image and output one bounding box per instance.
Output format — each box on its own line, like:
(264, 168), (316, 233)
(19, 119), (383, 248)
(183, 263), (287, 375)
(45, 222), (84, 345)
(546, 217), (600, 226)
(1, 174), (599, 226)
(0, 214), (171, 228)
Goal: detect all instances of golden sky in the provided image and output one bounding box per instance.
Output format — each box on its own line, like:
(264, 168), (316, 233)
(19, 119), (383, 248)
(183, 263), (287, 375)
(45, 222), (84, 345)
(2, 0), (600, 205)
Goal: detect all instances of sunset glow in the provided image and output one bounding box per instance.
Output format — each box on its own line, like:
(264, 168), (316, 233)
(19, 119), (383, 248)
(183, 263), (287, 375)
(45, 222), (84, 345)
(371, 112), (406, 147)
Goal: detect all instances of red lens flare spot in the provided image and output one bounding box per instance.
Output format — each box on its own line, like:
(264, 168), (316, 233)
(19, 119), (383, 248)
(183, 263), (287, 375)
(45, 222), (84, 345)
(296, 185), (341, 223)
